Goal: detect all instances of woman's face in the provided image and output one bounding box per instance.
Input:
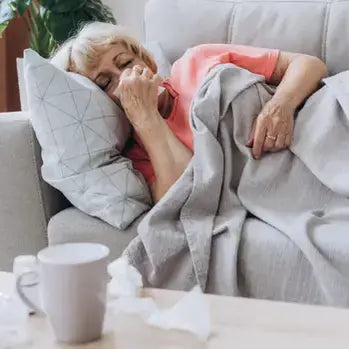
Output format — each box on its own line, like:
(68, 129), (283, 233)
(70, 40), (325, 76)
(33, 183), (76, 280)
(87, 43), (149, 104)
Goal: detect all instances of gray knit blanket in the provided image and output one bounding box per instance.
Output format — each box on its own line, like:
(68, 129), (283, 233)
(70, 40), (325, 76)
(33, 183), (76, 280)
(125, 64), (349, 307)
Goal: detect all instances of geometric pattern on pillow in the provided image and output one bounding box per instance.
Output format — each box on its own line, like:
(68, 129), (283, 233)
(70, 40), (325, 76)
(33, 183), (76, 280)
(29, 65), (125, 177)
(24, 49), (152, 229)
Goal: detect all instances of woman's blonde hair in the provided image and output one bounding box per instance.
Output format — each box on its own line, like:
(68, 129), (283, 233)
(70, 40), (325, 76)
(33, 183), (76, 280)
(50, 22), (157, 74)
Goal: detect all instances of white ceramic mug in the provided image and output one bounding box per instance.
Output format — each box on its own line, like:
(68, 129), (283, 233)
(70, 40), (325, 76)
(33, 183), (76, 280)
(16, 243), (109, 344)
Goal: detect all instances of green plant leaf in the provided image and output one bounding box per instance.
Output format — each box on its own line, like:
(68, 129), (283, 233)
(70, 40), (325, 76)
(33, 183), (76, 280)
(8, 0), (31, 16)
(43, 9), (90, 44)
(0, 19), (9, 37)
(1, 0), (116, 55)
(84, 0), (116, 24)
(43, 0), (116, 44)
(29, 10), (57, 58)
(39, 0), (87, 13)
(0, 0), (15, 24)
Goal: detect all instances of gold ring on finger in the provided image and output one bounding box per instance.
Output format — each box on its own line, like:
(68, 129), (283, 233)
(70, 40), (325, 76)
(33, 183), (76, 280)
(266, 135), (277, 141)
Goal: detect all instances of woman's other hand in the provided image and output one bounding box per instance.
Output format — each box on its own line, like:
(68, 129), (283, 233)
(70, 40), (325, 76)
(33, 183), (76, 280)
(247, 51), (327, 160)
(114, 65), (163, 130)
(247, 99), (295, 159)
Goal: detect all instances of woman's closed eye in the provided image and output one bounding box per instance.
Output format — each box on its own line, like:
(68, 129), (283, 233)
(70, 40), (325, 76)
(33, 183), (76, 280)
(119, 59), (133, 70)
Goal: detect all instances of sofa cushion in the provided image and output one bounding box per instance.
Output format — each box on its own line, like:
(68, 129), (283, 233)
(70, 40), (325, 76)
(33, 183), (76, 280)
(145, 0), (349, 75)
(143, 41), (172, 77)
(49, 208), (349, 304)
(241, 218), (349, 304)
(48, 207), (142, 261)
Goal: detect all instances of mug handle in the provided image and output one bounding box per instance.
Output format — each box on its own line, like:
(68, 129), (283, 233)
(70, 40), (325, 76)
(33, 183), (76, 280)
(16, 271), (44, 316)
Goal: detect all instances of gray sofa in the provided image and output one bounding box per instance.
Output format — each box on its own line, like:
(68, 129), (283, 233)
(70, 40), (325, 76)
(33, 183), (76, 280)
(1, 0), (349, 304)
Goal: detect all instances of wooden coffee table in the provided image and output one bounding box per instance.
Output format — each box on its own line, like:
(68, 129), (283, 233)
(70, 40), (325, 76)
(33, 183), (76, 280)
(1, 271), (349, 348)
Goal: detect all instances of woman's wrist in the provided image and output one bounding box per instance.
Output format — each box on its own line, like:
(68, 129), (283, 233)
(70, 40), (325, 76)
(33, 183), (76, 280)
(269, 94), (297, 115)
(132, 110), (170, 150)
(132, 110), (164, 134)
(271, 55), (326, 113)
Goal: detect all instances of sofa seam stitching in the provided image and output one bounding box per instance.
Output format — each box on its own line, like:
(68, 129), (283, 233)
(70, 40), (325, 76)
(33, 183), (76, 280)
(227, 4), (237, 43)
(228, 3), (239, 43)
(26, 119), (49, 244)
(321, 0), (332, 64)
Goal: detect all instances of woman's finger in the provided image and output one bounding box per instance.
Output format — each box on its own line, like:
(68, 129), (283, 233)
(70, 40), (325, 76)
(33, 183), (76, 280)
(252, 120), (267, 159)
(285, 133), (292, 147)
(152, 73), (163, 86)
(132, 65), (143, 76)
(142, 67), (153, 79)
(263, 133), (277, 151)
(247, 119), (256, 147)
(274, 133), (286, 150)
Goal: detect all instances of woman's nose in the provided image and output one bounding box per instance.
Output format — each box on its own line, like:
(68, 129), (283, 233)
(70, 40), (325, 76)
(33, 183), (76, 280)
(110, 65), (122, 78)
(108, 67), (122, 88)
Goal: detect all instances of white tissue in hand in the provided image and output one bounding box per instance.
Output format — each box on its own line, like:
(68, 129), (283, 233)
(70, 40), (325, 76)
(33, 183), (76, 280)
(108, 257), (143, 298)
(147, 286), (211, 341)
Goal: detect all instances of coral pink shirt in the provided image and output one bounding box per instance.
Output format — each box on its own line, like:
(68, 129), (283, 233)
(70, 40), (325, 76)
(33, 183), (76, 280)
(124, 44), (280, 185)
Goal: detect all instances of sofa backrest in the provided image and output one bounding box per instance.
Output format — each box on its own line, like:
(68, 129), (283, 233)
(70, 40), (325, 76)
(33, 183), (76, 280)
(144, 0), (349, 76)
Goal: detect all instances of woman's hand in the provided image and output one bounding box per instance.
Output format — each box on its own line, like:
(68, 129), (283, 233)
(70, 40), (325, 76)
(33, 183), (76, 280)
(114, 65), (162, 130)
(246, 51), (327, 160)
(248, 99), (295, 159)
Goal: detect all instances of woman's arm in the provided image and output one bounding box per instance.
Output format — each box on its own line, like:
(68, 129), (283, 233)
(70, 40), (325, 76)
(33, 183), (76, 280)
(250, 52), (328, 159)
(135, 116), (192, 203)
(269, 52), (328, 107)
(115, 65), (192, 203)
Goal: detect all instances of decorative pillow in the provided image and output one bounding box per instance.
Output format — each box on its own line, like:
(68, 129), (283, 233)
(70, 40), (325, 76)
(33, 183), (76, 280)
(23, 49), (152, 229)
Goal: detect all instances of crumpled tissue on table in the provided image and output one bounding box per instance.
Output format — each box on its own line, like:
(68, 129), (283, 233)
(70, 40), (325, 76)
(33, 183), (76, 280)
(107, 257), (211, 341)
(0, 292), (31, 349)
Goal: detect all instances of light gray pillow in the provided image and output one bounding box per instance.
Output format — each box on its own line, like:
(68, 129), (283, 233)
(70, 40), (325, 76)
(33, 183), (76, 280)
(23, 49), (152, 229)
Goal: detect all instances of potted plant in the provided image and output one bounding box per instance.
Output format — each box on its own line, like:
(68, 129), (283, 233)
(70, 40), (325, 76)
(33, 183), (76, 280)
(0, 0), (116, 58)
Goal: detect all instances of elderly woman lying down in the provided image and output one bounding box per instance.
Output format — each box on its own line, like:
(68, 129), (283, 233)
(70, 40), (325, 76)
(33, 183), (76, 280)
(51, 22), (327, 203)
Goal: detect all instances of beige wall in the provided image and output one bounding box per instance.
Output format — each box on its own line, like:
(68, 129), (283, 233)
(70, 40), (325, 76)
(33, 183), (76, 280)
(103, 0), (149, 40)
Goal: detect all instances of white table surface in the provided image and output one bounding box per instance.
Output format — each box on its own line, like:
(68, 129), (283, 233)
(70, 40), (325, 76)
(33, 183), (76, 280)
(1, 271), (349, 348)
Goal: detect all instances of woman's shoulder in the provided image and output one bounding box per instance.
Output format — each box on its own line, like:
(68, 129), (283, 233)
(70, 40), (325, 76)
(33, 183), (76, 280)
(175, 43), (239, 62)
(169, 44), (234, 88)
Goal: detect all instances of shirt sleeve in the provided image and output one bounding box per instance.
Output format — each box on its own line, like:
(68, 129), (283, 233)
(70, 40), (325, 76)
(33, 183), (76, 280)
(186, 43), (280, 82)
(123, 142), (156, 186)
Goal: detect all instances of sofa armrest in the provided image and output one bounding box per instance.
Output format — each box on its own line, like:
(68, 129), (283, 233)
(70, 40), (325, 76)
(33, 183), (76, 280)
(0, 112), (67, 270)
